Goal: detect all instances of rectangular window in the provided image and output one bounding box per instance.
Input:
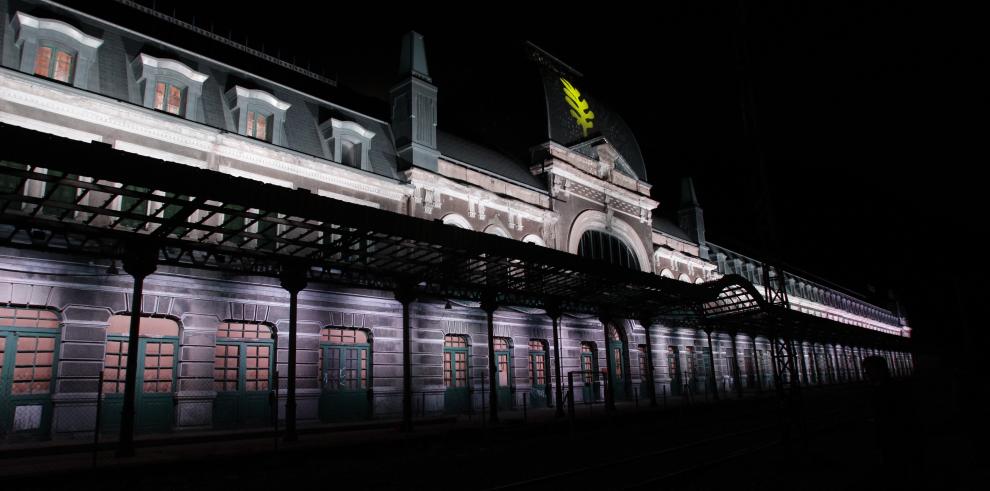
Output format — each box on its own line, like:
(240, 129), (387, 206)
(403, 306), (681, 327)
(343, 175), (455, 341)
(11, 336), (55, 394)
(454, 352), (467, 387)
(34, 46), (74, 83)
(638, 345), (649, 382)
(497, 353), (509, 386)
(214, 344), (239, 392)
(153, 82), (184, 115)
(244, 345), (270, 391)
(103, 339), (127, 393)
(529, 340), (546, 387)
(142, 341), (174, 393)
(246, 111), (269, 141)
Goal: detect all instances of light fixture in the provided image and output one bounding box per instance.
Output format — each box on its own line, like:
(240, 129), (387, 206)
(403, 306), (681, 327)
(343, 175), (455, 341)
(444, 300), (452, 310)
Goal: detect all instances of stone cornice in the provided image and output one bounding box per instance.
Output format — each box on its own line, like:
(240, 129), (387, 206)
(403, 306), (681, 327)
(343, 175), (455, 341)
(135, 54), (208, 83)
(405, 167), (549, 223)
(15, 11), (104, 49)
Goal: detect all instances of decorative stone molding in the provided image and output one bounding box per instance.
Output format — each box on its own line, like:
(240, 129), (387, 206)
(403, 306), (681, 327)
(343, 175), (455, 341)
(132, 54), (208, 122)
(224, 86), (291, 145)
(13, 12), (103, 91)
(567, 210), (652, 273)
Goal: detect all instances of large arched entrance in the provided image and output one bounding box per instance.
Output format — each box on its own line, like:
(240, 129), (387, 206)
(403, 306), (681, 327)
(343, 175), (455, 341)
(574, 227), (640, 404)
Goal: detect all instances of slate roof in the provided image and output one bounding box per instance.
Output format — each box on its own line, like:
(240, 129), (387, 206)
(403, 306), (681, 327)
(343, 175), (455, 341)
(3, 0), (400, 180)
(437, 131), (546, 190)
(652, 215), (693, 243)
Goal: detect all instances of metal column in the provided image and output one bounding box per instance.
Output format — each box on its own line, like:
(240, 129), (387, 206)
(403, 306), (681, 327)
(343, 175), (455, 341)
(280, 264), (307, 442)
(116, 243), (157, 458)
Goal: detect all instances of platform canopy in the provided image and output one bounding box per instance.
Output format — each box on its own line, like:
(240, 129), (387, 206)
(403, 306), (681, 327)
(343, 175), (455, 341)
(0, 123), (906, 349)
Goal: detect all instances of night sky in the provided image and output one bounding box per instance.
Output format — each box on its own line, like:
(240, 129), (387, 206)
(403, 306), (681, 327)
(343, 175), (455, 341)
(60, 1), (978, 359)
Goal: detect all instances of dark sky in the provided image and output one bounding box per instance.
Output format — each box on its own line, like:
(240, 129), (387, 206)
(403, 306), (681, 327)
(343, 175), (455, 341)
(62, 1), (978, 353)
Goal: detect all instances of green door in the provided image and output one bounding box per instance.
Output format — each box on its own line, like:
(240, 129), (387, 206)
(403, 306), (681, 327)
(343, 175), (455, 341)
(528, 340), (548, 407)
(609, 340), (628, 401)
(0, 324), (59, 438)
(319, 343), (370, 421)
(494, 337), (512, 410)
(214, 341), (274, 428)
(580, 343), (599, 403)
(637, 345), (651, 401)
(102, 337), (177, 433)
(668, 346), (682, 396)
(443, 335), (470, 414)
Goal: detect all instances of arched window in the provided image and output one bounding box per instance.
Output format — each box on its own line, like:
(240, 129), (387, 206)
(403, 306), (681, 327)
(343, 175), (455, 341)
(443, 335), (468, 388)
(443, 335), (470, 414)
(522, 234), (546, 247)
(441, 213), (473, 230)
(577, 230), (639, 270)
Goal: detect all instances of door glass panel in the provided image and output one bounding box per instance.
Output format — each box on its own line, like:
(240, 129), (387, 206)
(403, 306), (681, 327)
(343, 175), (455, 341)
(143, 341), (174, 393)
(214, 344), (239, 392)
(103, 339), (127, 393)
(12, 335), (55, 394)
(497, 353), (508, 386)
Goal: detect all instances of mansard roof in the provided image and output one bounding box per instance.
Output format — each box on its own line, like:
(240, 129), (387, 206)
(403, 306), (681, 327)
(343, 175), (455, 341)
(652, 215), (692, 243)
(6, 0), (401, 180)
(437, 131), (545, 190)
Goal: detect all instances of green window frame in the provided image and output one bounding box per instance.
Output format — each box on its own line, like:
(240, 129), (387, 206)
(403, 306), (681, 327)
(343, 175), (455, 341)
(443, 335), (468, 388)
(0, 307), (60, 435)
(214, 321), (274, 394)
(494, 337), (511, 388)
(528, 339), (547, 388)
(33, 44), (74, 83)
(246, 110), (272, 142)
(320, 328), (369, 391)
(580, 342), (596, 383)
(153, 81), (185, 116)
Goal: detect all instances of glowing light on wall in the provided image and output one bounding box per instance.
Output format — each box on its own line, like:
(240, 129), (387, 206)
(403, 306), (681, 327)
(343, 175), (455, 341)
(561, 78), (594, 137)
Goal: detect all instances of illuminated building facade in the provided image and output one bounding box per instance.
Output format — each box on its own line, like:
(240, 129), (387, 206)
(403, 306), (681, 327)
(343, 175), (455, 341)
(0, 0), (911, 441)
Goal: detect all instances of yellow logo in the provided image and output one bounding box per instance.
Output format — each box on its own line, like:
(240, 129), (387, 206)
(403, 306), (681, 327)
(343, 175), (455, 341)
(561, 78), (594, 137)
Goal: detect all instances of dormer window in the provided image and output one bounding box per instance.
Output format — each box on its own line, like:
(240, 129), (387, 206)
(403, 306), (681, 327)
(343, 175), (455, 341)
(319, 119), (376, 171)
(33, 45), (74, 83)
(134, 54), (208, 121)
(226, 86), (290, 145)
(14, 12), (103, 90)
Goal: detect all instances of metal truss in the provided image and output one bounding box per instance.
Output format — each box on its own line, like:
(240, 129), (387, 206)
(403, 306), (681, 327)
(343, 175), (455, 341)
(0, 122), (911, 354)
